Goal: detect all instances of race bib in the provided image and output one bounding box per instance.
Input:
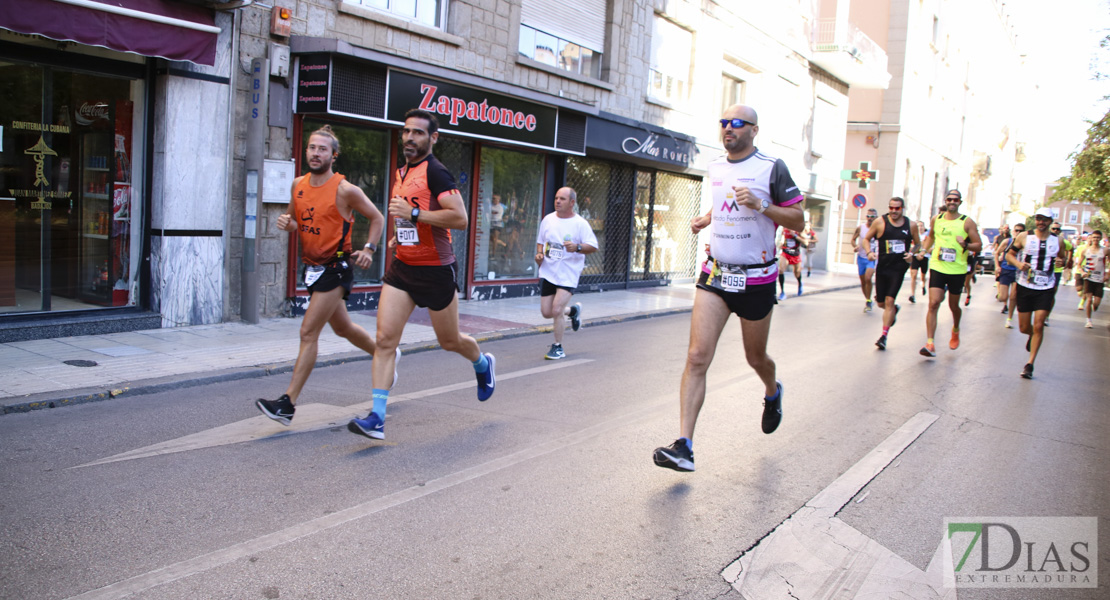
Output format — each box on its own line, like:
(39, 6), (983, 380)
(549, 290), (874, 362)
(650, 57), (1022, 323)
(940, 247), (957, 262)
(546, 243), (565, 260)
(888, 240), (906, 254)
(785, 238), (797, 249)
(396, 218), (419, 245)
(1031, 269), (1051, 287)
(304, 265), (325, 287)
(870, 239), (878, 254)
(710, 261), (747, 292)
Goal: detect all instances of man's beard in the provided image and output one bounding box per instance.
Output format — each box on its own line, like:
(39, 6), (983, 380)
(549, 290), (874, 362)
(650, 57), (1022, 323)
(308, 158), (331, 175)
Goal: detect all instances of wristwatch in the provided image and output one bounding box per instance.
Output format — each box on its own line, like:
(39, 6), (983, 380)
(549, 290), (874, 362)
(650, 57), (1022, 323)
(576, 243), (582, 253)
(411, 207), (420, 223)
(363, 242), (377, 253)
(757, 199), (771, 214)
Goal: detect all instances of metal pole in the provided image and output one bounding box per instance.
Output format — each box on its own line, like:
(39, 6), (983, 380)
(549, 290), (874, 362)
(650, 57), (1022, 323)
(241, 57), (268, 323)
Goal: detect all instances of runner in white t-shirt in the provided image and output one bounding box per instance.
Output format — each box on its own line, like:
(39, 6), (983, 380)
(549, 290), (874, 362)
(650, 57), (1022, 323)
(534, 186), (598, 360)
(653, 103), (804, 473)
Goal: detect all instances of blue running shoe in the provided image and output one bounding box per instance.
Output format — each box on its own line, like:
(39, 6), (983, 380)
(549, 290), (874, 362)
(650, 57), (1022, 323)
(476, 353), (496, 401)
(348, 412), (385, 440)
(778, 291), (786, 300)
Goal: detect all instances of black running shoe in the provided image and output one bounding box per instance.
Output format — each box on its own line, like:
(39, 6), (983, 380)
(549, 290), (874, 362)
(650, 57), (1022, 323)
(908, 295), (916, 304)
(1026, 335), (1032, 352)
(653, 439), (695, 472)
(256, 394), (295, 426)
(1001, 305), (1008, 315)
(876, 335), (887, 350)
(1020, 363), (1034, 379)
(891, 304), (901, 327)
(761, 381), (783, 434)
(569, 303), (583, 332)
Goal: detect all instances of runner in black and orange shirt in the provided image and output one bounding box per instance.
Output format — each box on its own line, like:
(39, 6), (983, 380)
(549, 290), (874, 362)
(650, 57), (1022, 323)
(255, 125), (386, 426)
(348, 109), (497, 442)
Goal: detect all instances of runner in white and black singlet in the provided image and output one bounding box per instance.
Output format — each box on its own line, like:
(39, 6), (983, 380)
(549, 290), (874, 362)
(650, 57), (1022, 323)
(1007, 207), (1065, 379)
(653, 104), (804, 473)
(862, 197), (921, 350)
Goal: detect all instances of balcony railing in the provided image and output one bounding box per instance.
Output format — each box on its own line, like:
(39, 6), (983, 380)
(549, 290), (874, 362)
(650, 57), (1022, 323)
(810, 18), (890, 89)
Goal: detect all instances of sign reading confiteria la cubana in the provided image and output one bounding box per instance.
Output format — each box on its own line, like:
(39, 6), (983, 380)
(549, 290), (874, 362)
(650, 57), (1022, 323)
(386, 70), (557, 149)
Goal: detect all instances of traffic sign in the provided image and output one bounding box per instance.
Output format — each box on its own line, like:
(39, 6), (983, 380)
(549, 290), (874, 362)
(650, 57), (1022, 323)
(852, 194), (867, 208)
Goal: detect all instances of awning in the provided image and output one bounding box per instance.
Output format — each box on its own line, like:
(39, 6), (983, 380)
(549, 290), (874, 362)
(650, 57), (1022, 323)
(0, 0), (219, 66)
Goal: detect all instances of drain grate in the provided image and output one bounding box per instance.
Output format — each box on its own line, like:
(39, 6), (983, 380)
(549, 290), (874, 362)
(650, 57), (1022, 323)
(63, 360), (98, 368)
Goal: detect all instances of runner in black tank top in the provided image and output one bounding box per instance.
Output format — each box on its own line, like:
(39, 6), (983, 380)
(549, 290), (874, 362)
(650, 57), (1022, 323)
(862, 197), (921, 350)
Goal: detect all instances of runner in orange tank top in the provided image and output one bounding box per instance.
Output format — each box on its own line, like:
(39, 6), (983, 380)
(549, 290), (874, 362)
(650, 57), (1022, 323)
(255, 125), (386, 426)
(347, 109), (497, 442)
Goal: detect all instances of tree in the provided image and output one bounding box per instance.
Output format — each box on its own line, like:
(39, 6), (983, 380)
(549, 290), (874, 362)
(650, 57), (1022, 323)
(1053, 31), (1110, 214)
(1052, 111), (1110, 215)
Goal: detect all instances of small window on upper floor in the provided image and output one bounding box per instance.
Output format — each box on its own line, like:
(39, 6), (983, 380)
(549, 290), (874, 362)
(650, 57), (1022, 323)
(519, 0), (606, 80)
(649, 16), (692, 104)
(345, 0), (446, 29)
(721, 74), (745, 116)
(519, 24), (602, 79)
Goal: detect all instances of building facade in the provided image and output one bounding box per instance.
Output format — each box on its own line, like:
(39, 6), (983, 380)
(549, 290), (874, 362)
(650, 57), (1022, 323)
(3, 0), (864, 339)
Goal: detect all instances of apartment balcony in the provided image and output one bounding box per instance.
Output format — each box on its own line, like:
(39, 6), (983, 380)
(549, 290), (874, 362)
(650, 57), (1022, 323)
(810, 18), (891, 89)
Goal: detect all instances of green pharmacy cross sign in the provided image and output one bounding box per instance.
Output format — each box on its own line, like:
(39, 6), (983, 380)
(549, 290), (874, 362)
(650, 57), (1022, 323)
(841, 161), (879, 189)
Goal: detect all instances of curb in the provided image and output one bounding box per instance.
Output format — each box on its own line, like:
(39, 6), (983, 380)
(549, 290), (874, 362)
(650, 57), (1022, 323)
(0, 282), (857, 415)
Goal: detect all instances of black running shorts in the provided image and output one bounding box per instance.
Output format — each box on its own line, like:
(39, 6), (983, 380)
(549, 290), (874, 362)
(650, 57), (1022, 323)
(911, 255), (929, 272)
(306, 262), (353, 299)
(1085, 279), (1105, 298)
(874, 262), (909, 303)
(1015, 285), (1056, 313)
(696, 275), (776, 321)
(928, 270), (965, 294)
(383, 258), (458, 311)
(539, 278), (574, 297)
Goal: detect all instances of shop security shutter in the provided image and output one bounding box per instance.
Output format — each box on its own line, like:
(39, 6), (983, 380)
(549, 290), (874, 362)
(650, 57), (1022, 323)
(330, 59), (386, 119)
(520, 0), (606, 53)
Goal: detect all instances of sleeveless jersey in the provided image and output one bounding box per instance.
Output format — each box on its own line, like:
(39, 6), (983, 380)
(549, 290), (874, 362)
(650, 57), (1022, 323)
(704, 150), (803, 286)
(877, 215), (912, 268)
(856, 224), (877, 258)
(1055, 238), (1073, 273)
(1016, 233), (1061, 290)
(392, 155), (459, 266)
(998, 238), (1018, 272)
(293, 173), (352, 266)
(930, 214), (970, 275)
(1081, 245), (1108, 283)
(782, 229), (801, 256)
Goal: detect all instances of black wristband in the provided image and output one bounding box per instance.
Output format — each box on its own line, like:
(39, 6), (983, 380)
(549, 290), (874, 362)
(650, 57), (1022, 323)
(411, 207), (420, 223)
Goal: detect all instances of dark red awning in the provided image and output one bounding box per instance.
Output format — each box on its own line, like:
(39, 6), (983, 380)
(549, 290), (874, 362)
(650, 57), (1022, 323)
(0, 0), (219, 66)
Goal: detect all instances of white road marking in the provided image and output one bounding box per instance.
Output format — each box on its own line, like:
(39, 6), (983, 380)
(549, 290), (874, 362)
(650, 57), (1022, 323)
(73, 359), (592, 468)
(721, 411), (956, 599)
(63, 381), (664, 600)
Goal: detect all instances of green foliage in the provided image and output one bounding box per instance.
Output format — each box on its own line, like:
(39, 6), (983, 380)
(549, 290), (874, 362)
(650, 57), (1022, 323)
(1054, 112), (1110, 215)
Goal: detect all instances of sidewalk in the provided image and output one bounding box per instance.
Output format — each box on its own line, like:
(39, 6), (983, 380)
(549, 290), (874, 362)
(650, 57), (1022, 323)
(0, 271), (858, 414)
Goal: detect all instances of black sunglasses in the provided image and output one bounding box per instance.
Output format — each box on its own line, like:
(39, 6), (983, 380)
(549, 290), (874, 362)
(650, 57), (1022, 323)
(720, 118), (755, 129)
(888, 205), (903, 209)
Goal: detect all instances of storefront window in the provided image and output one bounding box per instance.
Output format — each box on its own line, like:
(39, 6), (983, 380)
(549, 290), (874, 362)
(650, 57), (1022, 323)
(566, 157), (635, 286)
(0, 61), (143, 314)
(631, 170), (700, 282)
(298, 119), (390, 287)
(473, 146), (544, 281)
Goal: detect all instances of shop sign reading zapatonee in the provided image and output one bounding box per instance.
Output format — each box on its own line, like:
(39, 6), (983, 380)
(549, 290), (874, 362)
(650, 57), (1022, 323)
(9, 120), (72, 210)
(386, 70), (558, 150)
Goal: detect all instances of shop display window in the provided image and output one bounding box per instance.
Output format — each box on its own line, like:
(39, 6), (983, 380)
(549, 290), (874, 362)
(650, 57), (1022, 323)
(297, 119), (391, 287)
(0, 61), (142, 314)
(473, 146), (544, 281)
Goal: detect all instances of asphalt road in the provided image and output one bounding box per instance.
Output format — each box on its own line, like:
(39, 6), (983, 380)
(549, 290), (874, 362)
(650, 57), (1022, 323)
(1, 280), (1106, 600)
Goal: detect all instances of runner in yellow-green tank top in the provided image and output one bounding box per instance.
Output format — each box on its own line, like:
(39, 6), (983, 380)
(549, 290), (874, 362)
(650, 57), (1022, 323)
(917, 190), (982, 357)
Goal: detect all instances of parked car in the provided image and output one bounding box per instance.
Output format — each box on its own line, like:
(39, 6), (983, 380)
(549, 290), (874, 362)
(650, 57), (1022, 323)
(978, 246), (995, 274)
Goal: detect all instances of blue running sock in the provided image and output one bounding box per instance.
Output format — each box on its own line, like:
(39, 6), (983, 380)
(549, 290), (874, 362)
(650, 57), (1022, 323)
(472, 353), (489, 373)
(765, 386), (781, 402)
(680, 437), (692, 451)
(372, 388), (389, 419)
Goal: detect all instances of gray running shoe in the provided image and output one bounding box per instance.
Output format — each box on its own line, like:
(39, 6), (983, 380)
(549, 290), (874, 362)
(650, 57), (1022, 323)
(544, 343), (566, 360)
(569, 303), (583, 332)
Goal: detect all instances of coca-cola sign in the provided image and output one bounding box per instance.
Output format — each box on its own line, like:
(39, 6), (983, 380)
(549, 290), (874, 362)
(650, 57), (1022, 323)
(74, 102), (110, 126)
